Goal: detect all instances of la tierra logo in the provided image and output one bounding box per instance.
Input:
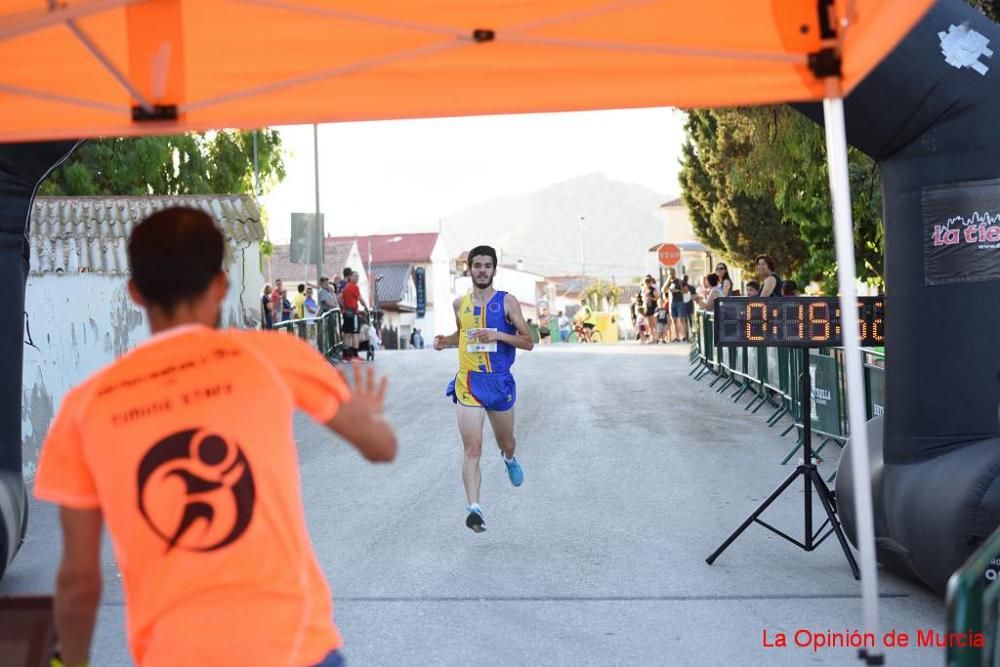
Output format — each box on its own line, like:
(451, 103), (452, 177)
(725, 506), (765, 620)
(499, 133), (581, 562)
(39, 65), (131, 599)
(931, 211), (1000, 247)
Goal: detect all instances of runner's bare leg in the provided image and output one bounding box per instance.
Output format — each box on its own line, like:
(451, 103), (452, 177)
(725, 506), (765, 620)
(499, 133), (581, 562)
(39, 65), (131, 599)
(487, 408), (516, 460)
(457, 404), (486, 504)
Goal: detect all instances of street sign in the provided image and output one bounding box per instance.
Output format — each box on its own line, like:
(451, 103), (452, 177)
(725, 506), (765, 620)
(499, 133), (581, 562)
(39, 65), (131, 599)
(415, 267), (426, 317)
(290, 212), (324, 264)
(657, 243), (682, 267)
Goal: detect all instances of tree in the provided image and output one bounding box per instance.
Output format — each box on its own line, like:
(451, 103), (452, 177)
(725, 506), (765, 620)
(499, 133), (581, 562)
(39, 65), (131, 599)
(39, 130), (285, 198)
(729, 107), (883, 292)
(678, 111), (724, 251)
(968, 0), (999, 21)
(679, 109), (808, 277)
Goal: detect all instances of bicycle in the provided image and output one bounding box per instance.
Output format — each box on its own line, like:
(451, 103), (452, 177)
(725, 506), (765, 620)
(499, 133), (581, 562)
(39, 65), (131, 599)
(574, 323), (602, 343)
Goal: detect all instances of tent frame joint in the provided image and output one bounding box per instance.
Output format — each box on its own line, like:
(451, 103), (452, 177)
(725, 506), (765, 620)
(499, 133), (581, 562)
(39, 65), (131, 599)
(808, 47), (842, 79)
(131, 105), (179, 122)
(472, 28), (495, 43)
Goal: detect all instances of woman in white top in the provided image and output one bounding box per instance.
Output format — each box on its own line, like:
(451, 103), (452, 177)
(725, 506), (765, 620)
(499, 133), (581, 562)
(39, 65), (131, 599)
(694, 273), (725, 311)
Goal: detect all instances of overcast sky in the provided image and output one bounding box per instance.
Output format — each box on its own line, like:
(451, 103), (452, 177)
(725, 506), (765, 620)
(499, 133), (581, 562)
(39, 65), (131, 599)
(259, 107), (688, 243)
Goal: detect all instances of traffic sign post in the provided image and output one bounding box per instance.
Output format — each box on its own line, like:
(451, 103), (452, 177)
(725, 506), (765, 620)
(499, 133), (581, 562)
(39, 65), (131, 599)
(657, 243), (681, 268)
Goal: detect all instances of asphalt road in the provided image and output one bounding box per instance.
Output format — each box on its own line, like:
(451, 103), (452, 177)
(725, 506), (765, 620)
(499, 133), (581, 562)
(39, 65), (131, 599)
(3, 343), (946, 666)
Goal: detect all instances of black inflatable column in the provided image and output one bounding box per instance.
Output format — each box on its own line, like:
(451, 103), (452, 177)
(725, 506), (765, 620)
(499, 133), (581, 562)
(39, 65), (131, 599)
(801, 0), (1000, 594)
(0, 141), (79, 581)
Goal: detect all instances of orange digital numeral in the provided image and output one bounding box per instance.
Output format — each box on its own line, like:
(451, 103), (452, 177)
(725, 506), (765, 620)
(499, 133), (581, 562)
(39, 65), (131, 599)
(873, 318), (884, 342)
(808, 303), (830, 341)
(746, 302), (766, 341)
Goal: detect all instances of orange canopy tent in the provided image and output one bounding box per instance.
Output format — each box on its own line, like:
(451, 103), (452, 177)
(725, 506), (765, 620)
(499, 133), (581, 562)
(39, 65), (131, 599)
(1, 1), (935, 661)
(2, 0), (931, 142)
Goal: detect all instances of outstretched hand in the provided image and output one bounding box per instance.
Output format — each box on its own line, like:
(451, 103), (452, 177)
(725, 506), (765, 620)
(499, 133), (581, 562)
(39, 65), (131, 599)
(340, 360), (388, 414)
(433, 335), (448, 351)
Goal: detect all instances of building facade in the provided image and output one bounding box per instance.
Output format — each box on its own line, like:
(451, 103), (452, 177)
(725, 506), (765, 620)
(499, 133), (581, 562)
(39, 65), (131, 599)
(266, 238), (370, 312)
(21, 195), (265, 476)
(329, 232), (450, 340)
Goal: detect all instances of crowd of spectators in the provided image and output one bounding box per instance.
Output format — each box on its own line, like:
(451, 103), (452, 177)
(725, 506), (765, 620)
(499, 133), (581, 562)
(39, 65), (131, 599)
(261, 266), (380, 360)
(628, 255), (803, 344)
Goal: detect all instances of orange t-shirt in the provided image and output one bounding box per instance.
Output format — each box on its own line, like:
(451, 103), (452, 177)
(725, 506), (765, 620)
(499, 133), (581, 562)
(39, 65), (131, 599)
(34, 326), (350, 667)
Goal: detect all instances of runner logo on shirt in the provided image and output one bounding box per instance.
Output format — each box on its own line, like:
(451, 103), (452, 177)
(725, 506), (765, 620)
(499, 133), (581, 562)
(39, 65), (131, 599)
(137, 428), (255, 552)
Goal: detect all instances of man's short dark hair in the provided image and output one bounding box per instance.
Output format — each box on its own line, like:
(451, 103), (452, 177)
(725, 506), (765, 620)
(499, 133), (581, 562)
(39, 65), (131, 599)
(128, 207), (224, 313)
(320, 276), (328, 283)
(297, 283), (305, 293)
(343, 267), (352, 278)
(755, 254), (776, 271)
(467, 245), (497, 266)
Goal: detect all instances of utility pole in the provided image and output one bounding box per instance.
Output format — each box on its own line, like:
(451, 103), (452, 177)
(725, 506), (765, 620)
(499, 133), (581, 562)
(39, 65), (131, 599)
(313, 124), (324, 285)
(254, 131), (273, 284)
(578, 215), (586, 285)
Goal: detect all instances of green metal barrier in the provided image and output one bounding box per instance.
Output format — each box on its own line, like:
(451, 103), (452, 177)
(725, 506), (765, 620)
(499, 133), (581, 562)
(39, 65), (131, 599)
(693, 312), (716, 381)
(861, 347), (886, 419)
(946, 523), (1000, 666)
(689, 324), (886, 482)
(273, 308), (344, 362)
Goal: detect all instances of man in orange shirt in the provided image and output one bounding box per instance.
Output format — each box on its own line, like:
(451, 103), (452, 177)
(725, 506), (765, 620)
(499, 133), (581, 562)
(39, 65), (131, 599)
(33, 207), (397, 667)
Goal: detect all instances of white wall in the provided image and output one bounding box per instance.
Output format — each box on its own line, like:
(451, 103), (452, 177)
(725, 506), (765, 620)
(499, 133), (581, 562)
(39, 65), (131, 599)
(662, 205), (696, 241)
(429, 238), (453, 339)
(495, 266), (542, 309)
(21, 247), (263, 477)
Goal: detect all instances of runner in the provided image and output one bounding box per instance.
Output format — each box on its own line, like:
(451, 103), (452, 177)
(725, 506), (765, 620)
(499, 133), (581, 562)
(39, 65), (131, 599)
(33, 207), (397, 667)
(433, 245), (533, 532)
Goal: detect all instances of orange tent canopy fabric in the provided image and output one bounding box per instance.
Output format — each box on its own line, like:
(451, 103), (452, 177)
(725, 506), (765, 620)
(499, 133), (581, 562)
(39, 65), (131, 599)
(1, 0), (933, 142)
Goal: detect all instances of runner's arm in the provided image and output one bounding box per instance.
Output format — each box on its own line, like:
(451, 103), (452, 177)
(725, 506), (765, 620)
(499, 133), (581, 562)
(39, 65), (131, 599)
(501, 294), (534, 351)
(54, 507), (102, 667)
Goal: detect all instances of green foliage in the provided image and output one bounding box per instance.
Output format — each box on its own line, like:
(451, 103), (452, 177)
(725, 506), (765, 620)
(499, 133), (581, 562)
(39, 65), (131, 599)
(678, 109), (807, 277)
(731, 107), (883, 292)
(968, 0), (1000, 21)
(584, 279), (606, 310)
(604, 284), (622, 309)
(39, 130), (285, 197)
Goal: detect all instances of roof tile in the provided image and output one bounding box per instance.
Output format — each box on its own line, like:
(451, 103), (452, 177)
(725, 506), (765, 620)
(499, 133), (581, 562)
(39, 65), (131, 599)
(328, 232), (438, 264)
(28, 195), (264, 276)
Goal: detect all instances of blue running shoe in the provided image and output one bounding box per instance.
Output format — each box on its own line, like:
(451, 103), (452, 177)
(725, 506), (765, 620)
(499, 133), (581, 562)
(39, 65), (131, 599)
(502, 453), (524, 487)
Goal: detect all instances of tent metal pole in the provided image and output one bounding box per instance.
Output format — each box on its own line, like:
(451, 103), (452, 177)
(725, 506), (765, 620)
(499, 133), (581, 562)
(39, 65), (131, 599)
(822, 96), (882, 661)
(313, 124), (324, 285)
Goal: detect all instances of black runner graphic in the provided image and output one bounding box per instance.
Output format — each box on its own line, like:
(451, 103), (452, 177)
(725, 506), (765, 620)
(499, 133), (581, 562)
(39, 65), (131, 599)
(137, 429), (255, 552)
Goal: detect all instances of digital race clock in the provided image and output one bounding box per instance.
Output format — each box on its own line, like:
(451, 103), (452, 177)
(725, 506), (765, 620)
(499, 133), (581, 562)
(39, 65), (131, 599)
(713, 297), (885, 348)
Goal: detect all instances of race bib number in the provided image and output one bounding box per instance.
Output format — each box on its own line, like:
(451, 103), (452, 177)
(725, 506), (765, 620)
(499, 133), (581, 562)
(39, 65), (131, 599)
(466, 328), (498, 353)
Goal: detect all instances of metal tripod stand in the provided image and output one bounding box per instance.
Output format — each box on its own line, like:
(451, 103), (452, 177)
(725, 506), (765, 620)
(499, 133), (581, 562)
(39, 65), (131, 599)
(706, 347), (860, 579)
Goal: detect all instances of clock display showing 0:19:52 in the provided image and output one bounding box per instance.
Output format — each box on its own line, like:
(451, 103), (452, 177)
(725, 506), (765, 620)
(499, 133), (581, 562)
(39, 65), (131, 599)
(712, 297), (885, 348)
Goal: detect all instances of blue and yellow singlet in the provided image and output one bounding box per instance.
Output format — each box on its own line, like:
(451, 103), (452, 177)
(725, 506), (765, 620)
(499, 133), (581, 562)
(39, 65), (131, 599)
(445, 291), (517, 411)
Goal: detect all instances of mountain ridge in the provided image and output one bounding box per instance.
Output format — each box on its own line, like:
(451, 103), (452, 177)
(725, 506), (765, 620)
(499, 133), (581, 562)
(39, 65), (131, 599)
(440, 172), (669, 280)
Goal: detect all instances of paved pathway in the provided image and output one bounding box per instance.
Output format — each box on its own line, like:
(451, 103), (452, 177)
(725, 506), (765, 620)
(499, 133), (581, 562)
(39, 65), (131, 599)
(2, 343), (946, 665)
